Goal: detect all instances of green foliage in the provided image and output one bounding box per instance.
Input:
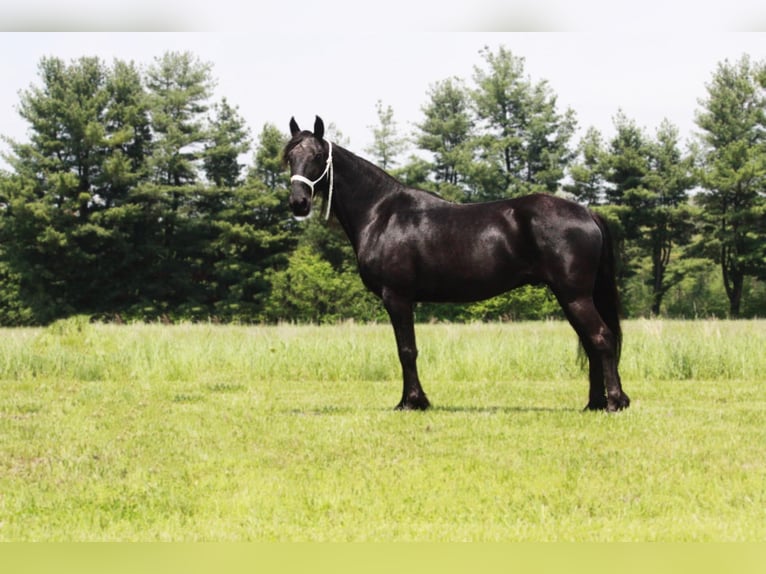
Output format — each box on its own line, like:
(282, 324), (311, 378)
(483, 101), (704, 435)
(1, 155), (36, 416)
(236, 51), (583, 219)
(1, 48), (765, 325)
(145, 51), (214, 186)
(203, 98), (251, 188)
(415, 77), (474, 197)
(250, 123), (288, 190)
(695, 55), (766, 316)
(571, 114), (700, 316)
(0, 257), (34, 326)
(470, 46), (577, 199)
(365, 100), (408, 170)
(660, 261), (731, 318)
(566, 126), (609, 205)
(417, 286), (561, 323)
(410, 46), (577, 202)
(263, 244), (382, 324)
(467, 286), (561, 321)
(0, 53), (295, 325)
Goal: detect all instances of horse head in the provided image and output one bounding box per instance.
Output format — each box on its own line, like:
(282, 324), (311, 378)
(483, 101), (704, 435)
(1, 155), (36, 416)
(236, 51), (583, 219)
(285, 116), (332, 219)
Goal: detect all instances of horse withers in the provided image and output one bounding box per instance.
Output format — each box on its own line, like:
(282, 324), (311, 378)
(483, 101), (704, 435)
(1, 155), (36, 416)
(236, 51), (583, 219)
(284, 116), (630, 412)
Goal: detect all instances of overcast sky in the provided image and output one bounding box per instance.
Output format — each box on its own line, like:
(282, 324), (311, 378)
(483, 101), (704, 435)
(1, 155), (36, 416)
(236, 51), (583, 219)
(1, 4), (764, 168)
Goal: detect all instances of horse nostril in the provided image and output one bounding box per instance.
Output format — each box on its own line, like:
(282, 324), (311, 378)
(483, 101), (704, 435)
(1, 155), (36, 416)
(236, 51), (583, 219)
(290, 194), (310, 216)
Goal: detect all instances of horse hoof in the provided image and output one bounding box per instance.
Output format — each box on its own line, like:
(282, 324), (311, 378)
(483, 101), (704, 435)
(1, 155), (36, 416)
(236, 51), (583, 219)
(603, 394), (631, 412)
(584, 398), (608, 411)
(395, 396), (431, 411)
(585, 393), (630, 412)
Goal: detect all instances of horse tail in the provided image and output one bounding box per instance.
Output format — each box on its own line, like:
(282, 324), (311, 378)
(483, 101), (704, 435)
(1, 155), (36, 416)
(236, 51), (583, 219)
(591, 211), (622, 364)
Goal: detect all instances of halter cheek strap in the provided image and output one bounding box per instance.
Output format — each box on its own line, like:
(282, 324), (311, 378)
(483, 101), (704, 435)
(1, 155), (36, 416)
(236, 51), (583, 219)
(290, 141), (334, 220)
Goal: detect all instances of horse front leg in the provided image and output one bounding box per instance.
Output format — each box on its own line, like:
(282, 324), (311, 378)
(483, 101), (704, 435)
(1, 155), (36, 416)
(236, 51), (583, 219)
(382, 289), (431, 411)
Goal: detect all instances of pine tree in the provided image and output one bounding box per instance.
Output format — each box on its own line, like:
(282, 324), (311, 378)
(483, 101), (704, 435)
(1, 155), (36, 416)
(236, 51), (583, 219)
(250, 123), (287, 190)
(145, 51), (214, 186)
(695, 55), (766, 316)
(365, 100), (407, 170)
(603, 114), (698, 315)
(415, 77), (474, 201)
(1, 56), (154, 322)
(203, 98), (251, 188)
(566, 126), (608, 205)
(470, 45), (576, 199)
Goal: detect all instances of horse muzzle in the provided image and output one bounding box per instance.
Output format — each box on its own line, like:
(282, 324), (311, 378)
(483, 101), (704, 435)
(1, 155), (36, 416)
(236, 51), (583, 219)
(288, 186), (312, 218)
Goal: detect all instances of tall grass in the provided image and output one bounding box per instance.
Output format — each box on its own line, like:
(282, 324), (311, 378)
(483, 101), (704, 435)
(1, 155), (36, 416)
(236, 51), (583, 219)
(2, 317), (764, 384)
(1, 318), (765, 541)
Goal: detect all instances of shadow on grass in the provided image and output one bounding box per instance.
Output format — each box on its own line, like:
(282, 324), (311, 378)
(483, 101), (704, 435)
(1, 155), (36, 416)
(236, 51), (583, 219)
(286, 404), (578, 416)
(287, 406), (357, 416)
(431, 405), (577, 414)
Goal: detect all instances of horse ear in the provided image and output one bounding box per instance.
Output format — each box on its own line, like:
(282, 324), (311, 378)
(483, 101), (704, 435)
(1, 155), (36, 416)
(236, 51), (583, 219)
(313, 116), (325, 140)
(289, 117), (300, 136)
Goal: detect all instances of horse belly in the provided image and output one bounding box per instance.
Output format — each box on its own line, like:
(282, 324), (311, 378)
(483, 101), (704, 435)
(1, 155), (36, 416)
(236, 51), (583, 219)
(413, 246), (530, 303)
(415, 274), (527, 303)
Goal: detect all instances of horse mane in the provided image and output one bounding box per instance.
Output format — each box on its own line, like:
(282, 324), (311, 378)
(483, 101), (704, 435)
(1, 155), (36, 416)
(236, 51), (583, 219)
(282, 131), (448, 203)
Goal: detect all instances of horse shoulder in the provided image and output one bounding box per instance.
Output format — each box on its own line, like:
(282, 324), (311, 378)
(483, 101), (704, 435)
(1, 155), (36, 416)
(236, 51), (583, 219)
(354, 189), (443, 287)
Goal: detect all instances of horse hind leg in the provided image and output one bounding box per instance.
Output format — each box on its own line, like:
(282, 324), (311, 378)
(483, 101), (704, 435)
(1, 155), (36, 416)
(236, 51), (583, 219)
(562, 297), (630, 412)
(584, 354), (607, 411)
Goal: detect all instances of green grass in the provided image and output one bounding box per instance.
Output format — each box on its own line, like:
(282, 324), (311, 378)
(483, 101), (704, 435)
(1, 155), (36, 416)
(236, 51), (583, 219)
(1, 319), (765, 540)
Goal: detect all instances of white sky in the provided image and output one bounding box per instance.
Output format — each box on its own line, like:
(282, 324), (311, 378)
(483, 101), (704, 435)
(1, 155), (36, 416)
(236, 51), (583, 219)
(0, 2), (764, 168)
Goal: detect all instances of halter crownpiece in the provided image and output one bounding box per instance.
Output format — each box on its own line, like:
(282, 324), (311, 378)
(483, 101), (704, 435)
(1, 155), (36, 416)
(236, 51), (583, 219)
(290, 141), (334, 220)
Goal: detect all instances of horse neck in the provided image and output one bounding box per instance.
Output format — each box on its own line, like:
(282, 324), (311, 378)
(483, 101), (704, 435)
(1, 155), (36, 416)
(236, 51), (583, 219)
(329, 146), (401, 252)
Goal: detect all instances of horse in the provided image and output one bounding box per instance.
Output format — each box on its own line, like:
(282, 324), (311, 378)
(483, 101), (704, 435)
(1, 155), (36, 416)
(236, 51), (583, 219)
(284, 116), (630, 412)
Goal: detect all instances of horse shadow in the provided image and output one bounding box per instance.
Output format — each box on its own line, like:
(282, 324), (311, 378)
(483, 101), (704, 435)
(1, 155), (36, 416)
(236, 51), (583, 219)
(431, 405), (576, 414)
(288, 404), (577, 416)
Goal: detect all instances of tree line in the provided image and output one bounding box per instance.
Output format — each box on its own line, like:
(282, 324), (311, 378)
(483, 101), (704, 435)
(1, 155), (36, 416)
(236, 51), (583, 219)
(0, 46), (764, 326)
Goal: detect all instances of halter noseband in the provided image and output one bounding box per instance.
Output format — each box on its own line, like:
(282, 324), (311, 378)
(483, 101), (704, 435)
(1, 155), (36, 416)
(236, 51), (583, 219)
(290, 141), (334, 220)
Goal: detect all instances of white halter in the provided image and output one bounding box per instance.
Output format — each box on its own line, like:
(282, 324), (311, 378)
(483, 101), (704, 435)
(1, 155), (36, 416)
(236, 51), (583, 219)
(290, 141), (334, 220)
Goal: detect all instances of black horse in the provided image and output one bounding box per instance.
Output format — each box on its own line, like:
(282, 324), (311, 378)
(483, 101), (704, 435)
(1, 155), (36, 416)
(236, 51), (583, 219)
(284, 116), (630, 412)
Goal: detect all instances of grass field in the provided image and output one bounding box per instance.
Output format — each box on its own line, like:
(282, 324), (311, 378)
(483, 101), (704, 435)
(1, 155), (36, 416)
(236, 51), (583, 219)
(1, 318), (765, 541)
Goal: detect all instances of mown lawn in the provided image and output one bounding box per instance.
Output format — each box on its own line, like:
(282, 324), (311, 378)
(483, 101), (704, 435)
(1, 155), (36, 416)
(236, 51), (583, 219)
(1, 319), (764, 540)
